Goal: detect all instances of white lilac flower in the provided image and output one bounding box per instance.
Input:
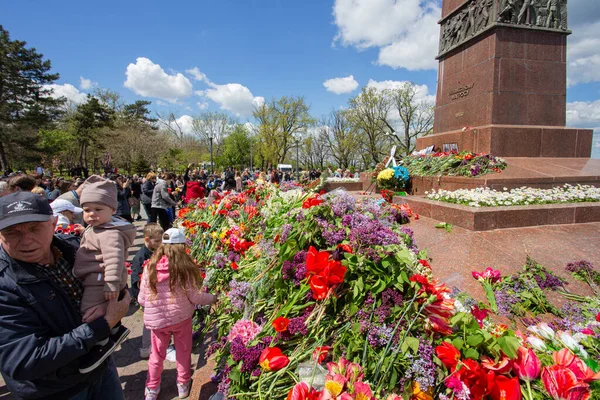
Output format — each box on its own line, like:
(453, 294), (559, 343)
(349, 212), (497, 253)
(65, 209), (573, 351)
(537, 323), (556, 340)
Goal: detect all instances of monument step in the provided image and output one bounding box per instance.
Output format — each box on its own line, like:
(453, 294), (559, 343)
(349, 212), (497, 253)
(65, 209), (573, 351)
(409, 157), (600, 195)
(396, 195), (600, 231)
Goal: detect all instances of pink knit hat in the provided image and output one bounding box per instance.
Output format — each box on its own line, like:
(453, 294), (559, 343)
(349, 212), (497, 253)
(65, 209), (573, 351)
(80, 175), (117, 209)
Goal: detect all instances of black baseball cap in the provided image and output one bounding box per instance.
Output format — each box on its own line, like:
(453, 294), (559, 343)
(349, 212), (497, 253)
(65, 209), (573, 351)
(0, 191), (53, 231)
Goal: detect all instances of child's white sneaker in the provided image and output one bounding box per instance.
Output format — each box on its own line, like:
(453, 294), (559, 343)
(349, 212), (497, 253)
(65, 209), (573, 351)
(177, 380), (191, 398)
(145, 386), (160, 400)
(139, 347), (151, 359)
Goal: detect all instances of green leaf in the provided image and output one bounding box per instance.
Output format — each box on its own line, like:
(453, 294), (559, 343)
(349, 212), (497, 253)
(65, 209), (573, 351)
(452, 338), (464, 350)
(390, 369), (398, 389)
(464, 348), (479, 360)
(466, 334), (484, 347)
(498, 336), (520, 359)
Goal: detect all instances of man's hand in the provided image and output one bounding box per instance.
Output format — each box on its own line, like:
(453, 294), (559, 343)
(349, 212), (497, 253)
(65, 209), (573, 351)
(104, 292), (131, 329)
(104, 291), (119, 300)
(82, 303), (107, 323)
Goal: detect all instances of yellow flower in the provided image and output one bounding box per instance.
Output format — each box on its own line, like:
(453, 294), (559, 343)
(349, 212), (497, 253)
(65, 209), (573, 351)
(411, 381), (433, 400)
(211, 232), (218, 239)
(377, 168), (394, 181)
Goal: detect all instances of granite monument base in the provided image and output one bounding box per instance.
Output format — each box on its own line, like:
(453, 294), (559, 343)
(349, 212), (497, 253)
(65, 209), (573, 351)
(416, 125), (593, 158)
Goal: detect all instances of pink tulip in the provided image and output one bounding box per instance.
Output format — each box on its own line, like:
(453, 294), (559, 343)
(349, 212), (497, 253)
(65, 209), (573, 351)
(513, 346), (541, 382)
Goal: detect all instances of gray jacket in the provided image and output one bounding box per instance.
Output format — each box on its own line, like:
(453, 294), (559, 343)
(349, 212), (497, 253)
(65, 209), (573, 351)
(151, 179), (177, 209)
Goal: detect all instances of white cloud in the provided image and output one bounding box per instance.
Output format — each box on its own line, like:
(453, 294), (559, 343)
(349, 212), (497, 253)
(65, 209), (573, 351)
(367, 79), (435, 104)
(44, 83), (88, 104)
(197, 102), (209, 110)
(566, 100), (600, 129)
(186, 67), (209, 83)
(186, 66), (264, 117)
(124, 57), (193, 102)
(166, 115), (195, 135)
(567, 21), (600, 86)
(333, 0), (440, 71)
(323, 75), (359, 94)
(203, 84), (264, 117)
(79, 77), (95, 90)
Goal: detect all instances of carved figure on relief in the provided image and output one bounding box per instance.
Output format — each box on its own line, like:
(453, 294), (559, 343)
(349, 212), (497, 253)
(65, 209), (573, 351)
(461, 2), (476, 40)
(498, 0), (519, 23)
(518, 0), (536, 25)
(475, 0), (494, 31)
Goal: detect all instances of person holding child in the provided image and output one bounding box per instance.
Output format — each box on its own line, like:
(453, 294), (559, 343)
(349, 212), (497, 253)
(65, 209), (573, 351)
(73, 175), (137, 373)
(131, 223), (164, 359)
(139, 228), (217, 400)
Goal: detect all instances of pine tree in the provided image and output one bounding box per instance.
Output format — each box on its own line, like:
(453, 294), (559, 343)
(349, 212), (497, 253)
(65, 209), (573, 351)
(0, 25), (64, 172)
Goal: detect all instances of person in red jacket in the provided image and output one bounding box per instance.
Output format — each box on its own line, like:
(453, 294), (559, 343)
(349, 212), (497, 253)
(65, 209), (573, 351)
(183, 175), (205, 204)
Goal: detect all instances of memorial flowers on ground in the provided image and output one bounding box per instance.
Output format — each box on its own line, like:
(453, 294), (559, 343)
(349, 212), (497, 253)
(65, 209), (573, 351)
(402, 151), (507, 177)
(426, 184), (600, 207)
(177, 183), (600, 399)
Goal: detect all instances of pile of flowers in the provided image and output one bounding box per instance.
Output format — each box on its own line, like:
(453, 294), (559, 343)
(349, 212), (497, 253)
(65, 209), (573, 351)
(377, 165), (410, 191)
(402, 151), (507, 177)
(176, 182), (600, 399)
(426, 184), (600, 207)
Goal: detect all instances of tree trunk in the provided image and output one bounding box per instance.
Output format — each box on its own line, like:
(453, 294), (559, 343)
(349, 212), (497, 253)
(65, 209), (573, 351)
(0, 139), (9, 173)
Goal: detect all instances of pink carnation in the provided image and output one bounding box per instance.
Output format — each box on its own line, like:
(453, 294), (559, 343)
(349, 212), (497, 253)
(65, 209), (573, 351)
(227, 319), (262, 345)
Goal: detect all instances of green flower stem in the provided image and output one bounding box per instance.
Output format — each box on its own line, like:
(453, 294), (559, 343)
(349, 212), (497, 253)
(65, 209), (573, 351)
(526, 380), (533, 400)
(377, 300), (429, 392)
(372, 292), (419, 384)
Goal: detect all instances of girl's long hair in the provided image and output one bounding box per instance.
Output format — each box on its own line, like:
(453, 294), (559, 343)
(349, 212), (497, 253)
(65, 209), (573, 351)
(145, 243), (202, 296)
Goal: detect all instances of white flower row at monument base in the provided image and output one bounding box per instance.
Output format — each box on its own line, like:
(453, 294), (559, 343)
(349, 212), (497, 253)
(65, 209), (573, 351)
(325, 177), (360, 182)
(426, 184), (600, 207)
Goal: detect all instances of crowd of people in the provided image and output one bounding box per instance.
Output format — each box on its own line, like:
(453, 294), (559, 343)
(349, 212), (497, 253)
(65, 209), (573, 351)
(0, 163), (362, 399)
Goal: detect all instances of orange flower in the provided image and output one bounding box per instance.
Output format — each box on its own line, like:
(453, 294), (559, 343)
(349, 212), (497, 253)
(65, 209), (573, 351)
(272, 317), (290, 333)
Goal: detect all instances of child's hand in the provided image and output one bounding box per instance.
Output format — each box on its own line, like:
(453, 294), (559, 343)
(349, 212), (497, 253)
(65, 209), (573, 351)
(73, 224), (85, 235)
(104, 291), (119, 300)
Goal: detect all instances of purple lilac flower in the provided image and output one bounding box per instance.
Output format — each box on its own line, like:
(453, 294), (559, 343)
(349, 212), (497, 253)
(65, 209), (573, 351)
(381, 288), (403, 306)
(566, 260), (595, 273)
(280, 224), (293, 243)
(534, 272), (568, 291)
(367, 324), (393, 348)
(406, 342), (436, 391)
(296, 212), (305, 222)
(341, 214), (353, 226)
(217, 364), (232, 396)
(213, 253), (228, 269)
(227, 251), (241, 263)
(288, 316), (308, 336)
(229, 336), (266, 373)
(495, 289), (520, 317)
(228, 280), (252, 310)
(324, 191), (356, 217)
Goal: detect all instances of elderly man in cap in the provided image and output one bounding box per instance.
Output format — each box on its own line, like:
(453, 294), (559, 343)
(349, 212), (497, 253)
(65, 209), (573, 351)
(0, 192), (130, 400)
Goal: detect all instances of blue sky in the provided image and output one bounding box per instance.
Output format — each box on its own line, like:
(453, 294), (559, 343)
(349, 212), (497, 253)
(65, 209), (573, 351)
(3, 0), (600, 157)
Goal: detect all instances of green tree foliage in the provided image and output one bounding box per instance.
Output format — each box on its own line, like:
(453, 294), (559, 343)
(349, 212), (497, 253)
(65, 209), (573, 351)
(322, 109), (361, 169)
(386, 83), (434, 155)
(219, 124), (251, 169)
(0, 25), (64, 171)
(71, 95), (115, 167)
(346, 87), (392, 166)
(253, 96), (313, 167)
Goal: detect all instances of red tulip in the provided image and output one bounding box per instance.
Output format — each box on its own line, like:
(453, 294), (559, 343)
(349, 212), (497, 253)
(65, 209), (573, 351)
(309, 275), (330, 300)
(581, 328), (594, 335)
(541, 365), (590, 400)
(312, 346), (331, 363)
(471, 306), (491, 327)
(596, 313), (600, 323)
(287, 382), (309, 400)
(486, 372), (522, 400)
(324, 260), (347, 285)
(481, 355), (513, 375)
(513, 346), (541, 382)
(231, 261), (239, 270)
(306, 246), (330, 276)
(272, 317), (290, 333)
(553, 348), (600, 383)
(454, 359), (488, 400)
(336, 244), (353, 254)
(259, 347), (290, 371)
(436, 342), (461, 370)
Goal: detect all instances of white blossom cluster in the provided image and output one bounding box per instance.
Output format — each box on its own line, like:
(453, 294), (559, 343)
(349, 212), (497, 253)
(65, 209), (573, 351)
(325, 177), (360, 183)
(425, 184), (600, 207)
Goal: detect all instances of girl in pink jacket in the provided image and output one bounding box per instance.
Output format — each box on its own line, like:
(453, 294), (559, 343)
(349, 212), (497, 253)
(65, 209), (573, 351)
(139, 228), (217, 400)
